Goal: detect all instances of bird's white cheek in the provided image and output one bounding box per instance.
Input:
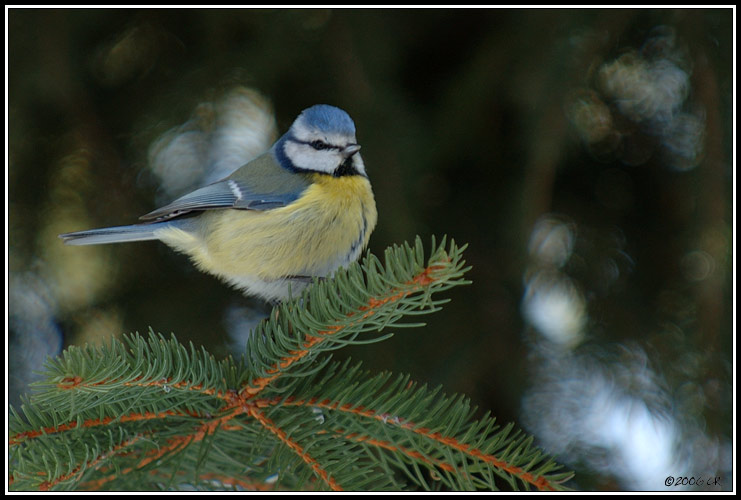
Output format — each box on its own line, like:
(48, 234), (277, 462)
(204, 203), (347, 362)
(352, 155), (367, 176)
(284, 142), (338, 174)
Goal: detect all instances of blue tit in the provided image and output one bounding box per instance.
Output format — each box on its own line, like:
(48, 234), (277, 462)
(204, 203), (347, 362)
(60, 104), (377, 302)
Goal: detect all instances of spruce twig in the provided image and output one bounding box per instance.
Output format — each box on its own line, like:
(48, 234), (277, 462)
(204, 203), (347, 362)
(9, 236), (573, 491)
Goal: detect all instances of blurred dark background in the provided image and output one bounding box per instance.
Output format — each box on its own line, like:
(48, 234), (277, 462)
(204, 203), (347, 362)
(7, 8), (733, 491)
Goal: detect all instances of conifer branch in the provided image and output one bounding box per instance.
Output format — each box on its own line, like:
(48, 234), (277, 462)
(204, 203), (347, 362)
(9, 237), (573, 491)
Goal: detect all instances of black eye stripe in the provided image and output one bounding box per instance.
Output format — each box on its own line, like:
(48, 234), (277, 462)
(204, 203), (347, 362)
(295, 139), (339, 151)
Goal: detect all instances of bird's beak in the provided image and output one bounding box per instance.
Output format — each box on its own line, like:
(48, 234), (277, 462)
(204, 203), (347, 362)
(342, 144), (361, 158)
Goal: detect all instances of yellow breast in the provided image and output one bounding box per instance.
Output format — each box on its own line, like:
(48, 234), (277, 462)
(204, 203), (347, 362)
(159, 173), (377, 285)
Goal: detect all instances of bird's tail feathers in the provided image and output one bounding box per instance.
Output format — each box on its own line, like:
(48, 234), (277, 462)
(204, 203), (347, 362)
(59, 223), (161, 246)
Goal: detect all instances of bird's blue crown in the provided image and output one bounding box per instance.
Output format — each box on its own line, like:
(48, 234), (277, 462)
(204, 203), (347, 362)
(298, 104), (356, 136)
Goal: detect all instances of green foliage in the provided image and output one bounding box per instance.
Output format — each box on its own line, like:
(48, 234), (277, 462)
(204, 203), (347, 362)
(9, 237), (572, 491)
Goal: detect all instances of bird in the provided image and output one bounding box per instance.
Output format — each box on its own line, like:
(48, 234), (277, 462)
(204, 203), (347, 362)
(60, 104), (377, 302)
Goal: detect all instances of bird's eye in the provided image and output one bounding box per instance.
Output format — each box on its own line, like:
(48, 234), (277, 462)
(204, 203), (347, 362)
(311, 140), (329, 150)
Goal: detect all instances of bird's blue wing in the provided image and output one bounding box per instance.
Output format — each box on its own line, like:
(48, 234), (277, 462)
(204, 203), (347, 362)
(140, 152), (311, 221)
